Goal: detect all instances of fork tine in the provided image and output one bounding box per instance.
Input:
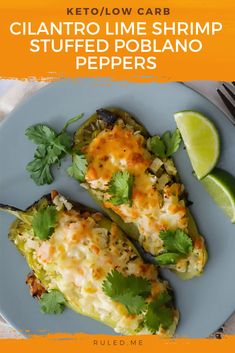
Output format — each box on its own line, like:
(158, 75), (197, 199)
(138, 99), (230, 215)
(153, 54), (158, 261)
(222, 83), (235, 100)
(217, 89), (235, 123)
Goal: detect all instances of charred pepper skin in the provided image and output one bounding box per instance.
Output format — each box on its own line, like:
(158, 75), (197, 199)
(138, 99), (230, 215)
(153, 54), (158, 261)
(96, 109), (118, 124)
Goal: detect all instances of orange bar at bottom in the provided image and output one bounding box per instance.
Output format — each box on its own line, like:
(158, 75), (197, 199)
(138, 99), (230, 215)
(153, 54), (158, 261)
(0, 334), (234, 353)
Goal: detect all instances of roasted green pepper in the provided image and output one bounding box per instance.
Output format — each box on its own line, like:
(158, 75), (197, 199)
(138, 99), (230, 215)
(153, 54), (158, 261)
(73, 108), (207, 280)
(0, 191), (178, 336)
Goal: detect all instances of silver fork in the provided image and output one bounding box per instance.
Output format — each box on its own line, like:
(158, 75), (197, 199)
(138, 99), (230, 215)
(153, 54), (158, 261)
(217, 82), (235, 125)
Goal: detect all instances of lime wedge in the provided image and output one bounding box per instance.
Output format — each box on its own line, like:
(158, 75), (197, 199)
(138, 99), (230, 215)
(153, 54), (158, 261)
(174, 111), (220, 179)
(201, 168), (235, 223)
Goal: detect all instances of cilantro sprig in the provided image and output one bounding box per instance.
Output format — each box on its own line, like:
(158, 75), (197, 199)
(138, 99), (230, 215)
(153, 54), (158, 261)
(107, 171), (134, 206)
(147, 129), (181, 158)
(102, 270), (151, 314)
(25, 114), (83, 185)
(102, 270), (174, 332)
(144, 292), (174, 332)
(32, 205), (58, 240)
(39, 290), (66, 314)
(67, 151), (87, 182)
(155, 229), (193, 266)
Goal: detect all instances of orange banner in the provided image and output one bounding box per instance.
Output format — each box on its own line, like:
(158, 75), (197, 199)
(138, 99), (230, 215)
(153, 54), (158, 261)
(1, 334), (235, 353)
(0, 0), (234, 82)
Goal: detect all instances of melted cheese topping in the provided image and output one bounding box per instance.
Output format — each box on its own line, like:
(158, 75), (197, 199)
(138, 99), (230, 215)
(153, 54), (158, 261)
(21, 204), (176, 335)
(84, 124), (188, 257)
(85, 124), (151, 185)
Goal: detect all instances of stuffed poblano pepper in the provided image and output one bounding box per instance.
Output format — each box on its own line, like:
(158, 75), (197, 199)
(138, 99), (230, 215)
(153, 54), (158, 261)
(71, 108), (207, 280)
(0, 191), (178, 336)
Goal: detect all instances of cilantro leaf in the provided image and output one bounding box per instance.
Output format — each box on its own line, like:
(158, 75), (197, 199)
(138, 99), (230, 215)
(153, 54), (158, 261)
(39, 290), (66, 314)
(155, 291), (173, 306)
(102, 271), (175, 325)
(103, 270), (151, 297)
(155, 253), (182, 266)
(54, 133), (72, 154)
(26, 145), (54, 185)
(108, 171), (134, 205)
(26, 130), (69, 184)
(113, 292), (146, 314)
(159, 229), (193, 256)
(162, 129), (181, 157)
(145, 291), (174, 333)
(145, 294), (174, 333)
(67, 152), (87, 182)
(25, 114), (83, 185)
(32, 205), (58, 240)
(147, 129), (181, 158)
(147, 136), (166, 158)
(102, 270), (151, 314)
(25, 125), (56, 145)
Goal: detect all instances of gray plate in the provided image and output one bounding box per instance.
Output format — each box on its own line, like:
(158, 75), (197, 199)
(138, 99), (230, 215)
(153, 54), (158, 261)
(0, 79), (235, 338)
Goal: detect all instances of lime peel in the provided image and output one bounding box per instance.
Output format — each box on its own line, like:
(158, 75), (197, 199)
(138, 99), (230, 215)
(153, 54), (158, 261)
(174, 110), (220, 179)
(201, 168), (235, 223)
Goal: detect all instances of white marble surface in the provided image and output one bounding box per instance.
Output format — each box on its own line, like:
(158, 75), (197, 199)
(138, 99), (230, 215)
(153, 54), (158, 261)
(0, 79), (234, 338)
